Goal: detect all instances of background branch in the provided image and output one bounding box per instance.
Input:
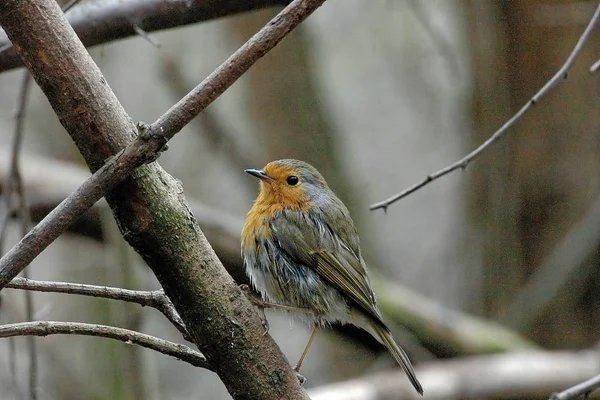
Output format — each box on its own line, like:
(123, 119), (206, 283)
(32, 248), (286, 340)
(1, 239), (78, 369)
(310, 349), (600, 400)
(0, 0), (288, 73)
(374, 279), (538, 356)
(370, 4), (600, 211)
(550, 374), (600, 400)
(0, 148), (244, 273)
(0, 70), (37, 400)
(0, 321), (210, 370)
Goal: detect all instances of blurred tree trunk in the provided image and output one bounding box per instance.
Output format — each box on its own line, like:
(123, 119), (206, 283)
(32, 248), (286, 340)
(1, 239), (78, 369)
(466, 0), (600, 347)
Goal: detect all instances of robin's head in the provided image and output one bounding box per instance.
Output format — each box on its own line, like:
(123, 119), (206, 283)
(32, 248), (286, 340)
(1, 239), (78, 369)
(245, 159), (331, 209)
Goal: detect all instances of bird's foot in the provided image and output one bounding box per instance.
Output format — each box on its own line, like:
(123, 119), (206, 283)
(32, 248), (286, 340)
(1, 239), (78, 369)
(239, 284), (270, 335)
(295, 371), (306, 386)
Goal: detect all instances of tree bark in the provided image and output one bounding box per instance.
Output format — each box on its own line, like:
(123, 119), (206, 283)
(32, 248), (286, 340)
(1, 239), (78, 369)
(0, 0), (324, 398)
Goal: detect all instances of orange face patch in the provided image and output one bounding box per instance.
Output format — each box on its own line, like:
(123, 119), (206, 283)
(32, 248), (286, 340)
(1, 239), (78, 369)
(254, 163), (311, 211)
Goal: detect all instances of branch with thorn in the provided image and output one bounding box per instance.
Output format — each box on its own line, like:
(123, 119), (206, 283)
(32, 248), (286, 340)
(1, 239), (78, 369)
(370, 4), (600, 212)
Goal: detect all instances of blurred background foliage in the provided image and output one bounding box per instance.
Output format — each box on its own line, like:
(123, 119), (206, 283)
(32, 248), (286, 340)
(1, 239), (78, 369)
(0, 0), (599, 398)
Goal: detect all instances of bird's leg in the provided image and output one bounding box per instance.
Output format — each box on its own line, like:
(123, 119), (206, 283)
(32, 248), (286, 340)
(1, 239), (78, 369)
(294, 324), (320, 372)
(239, 284), (312, 335)
(239, 284), (270, 334)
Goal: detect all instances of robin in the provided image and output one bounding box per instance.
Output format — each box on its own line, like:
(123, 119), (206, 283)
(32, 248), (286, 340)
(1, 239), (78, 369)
(241, 159), (423, 395)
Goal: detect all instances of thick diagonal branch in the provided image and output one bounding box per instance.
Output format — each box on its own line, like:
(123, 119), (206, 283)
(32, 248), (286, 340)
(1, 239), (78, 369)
(0, 0), (326, 398)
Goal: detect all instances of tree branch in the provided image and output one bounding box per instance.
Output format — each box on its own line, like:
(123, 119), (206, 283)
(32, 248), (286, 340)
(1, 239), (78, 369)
(0, 0), (288, 73)
(550, 374), (600, 400)
(0, 69), (36, 400)
(0, 321), (210, 370)
(374, 279), (539, 356)
(0, 0), (326, 398)
(310, 349), (600, 400)
(370, 4), (600, 211)
(0, 148), (244, 274)
(6, 277), (190, 341)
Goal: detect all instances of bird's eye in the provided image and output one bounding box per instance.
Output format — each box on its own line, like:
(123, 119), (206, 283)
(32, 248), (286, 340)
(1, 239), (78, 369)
(286, 175), (299, 186)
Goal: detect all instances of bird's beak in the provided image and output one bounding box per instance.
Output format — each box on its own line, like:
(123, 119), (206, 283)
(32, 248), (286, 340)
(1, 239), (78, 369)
(245, 168), (273, 182)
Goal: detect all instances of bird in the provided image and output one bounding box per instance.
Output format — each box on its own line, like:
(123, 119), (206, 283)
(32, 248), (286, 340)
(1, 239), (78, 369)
(241, 159), (423, 395)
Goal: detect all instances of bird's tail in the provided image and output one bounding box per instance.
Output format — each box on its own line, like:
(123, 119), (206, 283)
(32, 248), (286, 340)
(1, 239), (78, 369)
(371, 322), (423, 395)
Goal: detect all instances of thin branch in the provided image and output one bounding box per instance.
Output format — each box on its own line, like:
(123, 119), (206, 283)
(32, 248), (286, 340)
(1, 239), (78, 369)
(0, 73), (32, 249)
(0, 70), (36, 400)
(550, 374), (600, 400)
(62, 0), (84, 14)
(0, 127), (169, 288)
(370, 4), (600, 211)
(6, 277), (190, 340)
(0, 0), (288, 73)
(15, 72), (37, 400)
(0, 321), (211, 370)
(0, 148), (244, 271)
(132, 25), (161, 48)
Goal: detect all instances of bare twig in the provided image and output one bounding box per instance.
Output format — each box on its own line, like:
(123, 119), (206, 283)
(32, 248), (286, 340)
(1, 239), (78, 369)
(0, 0), (288, 73)
(62, 0), (84, 14)
(0, 321), (210, 370)
(0, 127), (169, 288)
(6, 277), (189, 340)
(0, 73), (32, 248)
(370, 4), (600, 211)
(0, 148), (244, 271)
(550, 374), (600, 400)
(0, 70), (37, 400)
(15, 72), (37, 400)
(132, 25), (161, 48)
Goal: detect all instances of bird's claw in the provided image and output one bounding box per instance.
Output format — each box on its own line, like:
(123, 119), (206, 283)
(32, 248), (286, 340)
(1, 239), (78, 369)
(258, 307), (269, 335)
(239, 284), (270, 335)
(295, 371), (306, 386)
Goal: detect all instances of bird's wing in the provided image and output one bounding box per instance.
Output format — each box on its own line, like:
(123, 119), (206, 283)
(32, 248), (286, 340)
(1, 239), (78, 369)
(270, 209), (384, 325)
